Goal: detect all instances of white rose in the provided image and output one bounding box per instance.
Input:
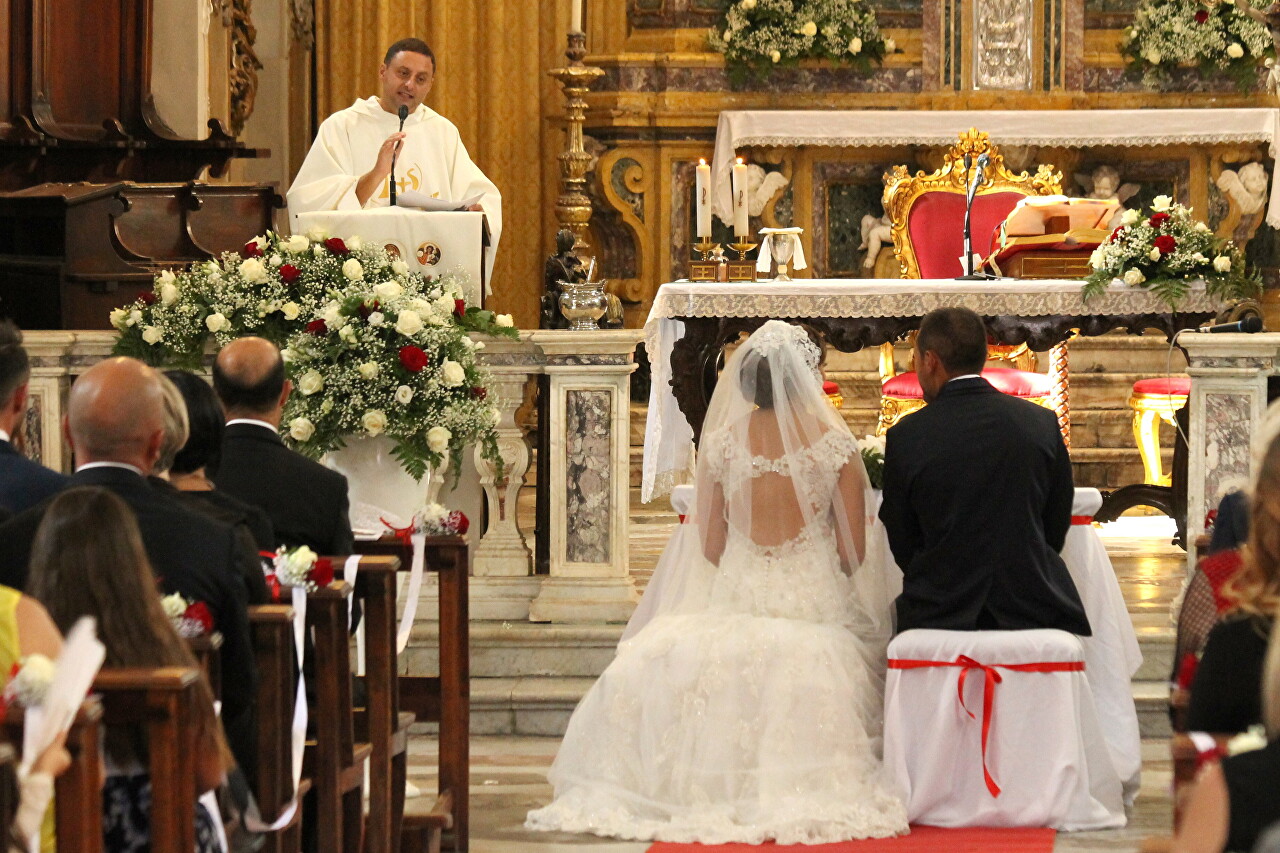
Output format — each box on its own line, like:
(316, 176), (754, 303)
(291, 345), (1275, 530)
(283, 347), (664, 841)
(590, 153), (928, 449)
(1149, 247), (1162, 261)
(1144, 48), (1162, 64)
(440, 360), (466, 387)
(848, 37), (863, 54)
(884, 37), (896, 52)
(269, 254), (282, 267)
(110, 308), (129, 330)
(1123, 268), (1146, 286)
(800, 20), (817, 36)
(128, 309), (143, 327)
(1152, 194), (1173, 212)
(142, 325), (164, 345)
(251, 235), (269, 252)
(427, 425), (452, 453)
(158, 270), (176, 287)
(322, 303), (347, 330)
(205, 312), (228, 333)
(298, 369), (324, 395)
(1090, 248), (1104, 270)
(1195, 221), (1212, 233)
(284, 545), (318, 578)
(238, 258), (268, 283)
(395, 385), (414, 405)
(320, 398), (333, 415)
(490, 408), (501, 426)
(159, 282), (178, 305)
(161, 593), (187, 620)
(495, 313), (514, 328)
(347, 235), (363, 251)
(1192, 252), (1208, 263)
(357, 362), (380, 380)
(281, 301), (301, 320)
(284, 234), (309, 253)
(391, 260), (409, 275)
(342, 258), (364, 280)
(339, 324), (357, 344)
(1214, 255), (1232, 272)
(1228, 43), (1246, 59)
(305, 226), (327, 242)
(770, 50), (781, 63)
(281, 347), (297, 364)
(396, 310), (424, 336)
(362, 409), (387, 436)
(374, 282), (403, 301)
(1121, 208), (1140, 226)
(312, 245), (324, 256)
(409, 297), (432, 313)
(741, 0), (755, 8)
(367, 311), (385, 327)
(473, 340), (486, 351)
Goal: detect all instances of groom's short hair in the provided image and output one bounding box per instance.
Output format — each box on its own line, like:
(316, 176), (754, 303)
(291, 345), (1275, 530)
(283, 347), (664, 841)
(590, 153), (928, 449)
(917, 308), (987, 375)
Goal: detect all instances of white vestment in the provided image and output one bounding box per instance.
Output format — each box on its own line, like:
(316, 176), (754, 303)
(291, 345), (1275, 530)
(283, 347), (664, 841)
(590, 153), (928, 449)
(287, 97), (502, 283)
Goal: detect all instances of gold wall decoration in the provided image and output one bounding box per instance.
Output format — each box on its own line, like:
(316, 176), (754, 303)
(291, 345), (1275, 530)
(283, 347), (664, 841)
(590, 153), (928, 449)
(221, 0), (264, 136)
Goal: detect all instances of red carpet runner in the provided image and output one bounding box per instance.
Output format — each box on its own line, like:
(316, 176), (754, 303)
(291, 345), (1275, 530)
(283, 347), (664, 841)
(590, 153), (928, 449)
(648, 826), (1057, 853)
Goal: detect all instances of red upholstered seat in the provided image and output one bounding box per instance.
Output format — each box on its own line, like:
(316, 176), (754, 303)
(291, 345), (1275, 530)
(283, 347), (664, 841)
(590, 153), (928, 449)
(907, 191), (1029, 279)
(822, 380), (840, 396)
(883, 367), (1052, 400)
(1132, 376), (1190, 396)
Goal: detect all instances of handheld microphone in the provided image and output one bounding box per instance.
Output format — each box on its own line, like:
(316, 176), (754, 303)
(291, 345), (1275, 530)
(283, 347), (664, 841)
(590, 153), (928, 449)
(390, 105), (409, 206)
(1192, 316), (1264, 334)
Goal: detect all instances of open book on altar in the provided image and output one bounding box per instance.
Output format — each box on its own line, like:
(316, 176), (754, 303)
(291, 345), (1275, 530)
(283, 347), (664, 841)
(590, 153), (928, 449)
(985, 196), (1121, 276)
(397, 190), (485, 212)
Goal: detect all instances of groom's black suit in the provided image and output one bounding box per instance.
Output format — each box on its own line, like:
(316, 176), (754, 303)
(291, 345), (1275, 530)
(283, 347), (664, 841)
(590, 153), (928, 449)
(879, 376), (1090, 636)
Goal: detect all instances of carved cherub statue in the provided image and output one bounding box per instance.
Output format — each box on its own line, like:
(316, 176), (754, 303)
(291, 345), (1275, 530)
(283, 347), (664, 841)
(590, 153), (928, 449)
(1076, 165), (1140, 230)
(744, 164), (791, 217)
(859, 212), (893, 271)
(1217, 162), (1269, 216)
(541, 229), (584, 330)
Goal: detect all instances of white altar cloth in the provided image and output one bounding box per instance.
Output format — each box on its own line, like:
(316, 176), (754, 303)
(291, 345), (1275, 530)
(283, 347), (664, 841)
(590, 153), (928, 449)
(641, 279), (1220, 503)
(711, 109), (1280, 228)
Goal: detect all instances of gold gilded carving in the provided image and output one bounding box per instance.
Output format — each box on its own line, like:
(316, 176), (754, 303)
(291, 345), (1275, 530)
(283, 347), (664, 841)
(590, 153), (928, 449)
(597, 147), (654, 304)
(220, 0), (263, 135)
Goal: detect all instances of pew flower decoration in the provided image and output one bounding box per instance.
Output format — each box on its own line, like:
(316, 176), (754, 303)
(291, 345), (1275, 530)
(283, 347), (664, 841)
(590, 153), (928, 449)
(161, 593), (215, 639)
(710, 0), (894, 84)
(418, 503), (470, 537)
(267, 546), (335, 595)
(1121, 0), (1274, 92)
(2, 654), (56, 708)
(1227, 724), (1269, 755)
(1085, 198), (1261, 307)
(857, 434), (885, 490)
(279, 267), (514, 481)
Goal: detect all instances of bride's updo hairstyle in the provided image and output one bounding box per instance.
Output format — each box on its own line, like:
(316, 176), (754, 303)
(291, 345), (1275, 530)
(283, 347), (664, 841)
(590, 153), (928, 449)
(750, 356), (776, 410)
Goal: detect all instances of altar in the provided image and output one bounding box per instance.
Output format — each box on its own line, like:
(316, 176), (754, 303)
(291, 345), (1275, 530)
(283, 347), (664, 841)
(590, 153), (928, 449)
(642, 279), (1222, 503)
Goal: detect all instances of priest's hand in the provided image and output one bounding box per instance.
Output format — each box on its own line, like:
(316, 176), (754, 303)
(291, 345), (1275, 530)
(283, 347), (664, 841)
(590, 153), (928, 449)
(355, 132), (406, 206)
(464, 203), (483, 211)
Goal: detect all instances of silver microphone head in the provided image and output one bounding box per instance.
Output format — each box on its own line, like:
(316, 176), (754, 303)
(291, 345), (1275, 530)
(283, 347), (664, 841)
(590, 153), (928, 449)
(977, 152), (989, 169)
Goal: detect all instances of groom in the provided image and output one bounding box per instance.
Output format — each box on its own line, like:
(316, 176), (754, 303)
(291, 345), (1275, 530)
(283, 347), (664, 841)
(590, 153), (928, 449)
(879, 307), (1090, 636)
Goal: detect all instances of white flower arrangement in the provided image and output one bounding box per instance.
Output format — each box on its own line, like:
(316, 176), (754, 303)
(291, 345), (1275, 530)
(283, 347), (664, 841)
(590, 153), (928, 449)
(415, 502), (471, 537)
(161, 593), (214, 638)
(1085, 198), (1260, 307)
(1122, 0), (1274, 91)
(268, 545), (334, 593)
(856, 434), (885, 489)
(1226, 724), (1269, 756)
(710, 0), (893, 84)
(3, 654), (56, 708)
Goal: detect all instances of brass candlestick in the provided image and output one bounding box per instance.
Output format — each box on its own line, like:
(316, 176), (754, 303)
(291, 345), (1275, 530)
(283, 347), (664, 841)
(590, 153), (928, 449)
(727, 240), (758, 282)
(548, 31), (605, 252)
(690, 239), (722, 282)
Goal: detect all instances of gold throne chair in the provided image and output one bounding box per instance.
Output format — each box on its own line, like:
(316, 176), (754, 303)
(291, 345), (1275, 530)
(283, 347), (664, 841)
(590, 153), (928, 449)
(876, 130), (1064, 434)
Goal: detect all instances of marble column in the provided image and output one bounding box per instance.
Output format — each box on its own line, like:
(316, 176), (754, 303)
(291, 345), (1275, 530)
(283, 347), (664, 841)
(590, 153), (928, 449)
(528, 330), (641, 623)
(1182, 332), (1279, 571)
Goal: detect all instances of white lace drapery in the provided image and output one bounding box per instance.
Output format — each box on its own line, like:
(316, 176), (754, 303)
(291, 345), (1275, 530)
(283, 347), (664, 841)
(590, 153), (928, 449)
(640, 279), (1221, 503)
(711, 108), (1280, 228)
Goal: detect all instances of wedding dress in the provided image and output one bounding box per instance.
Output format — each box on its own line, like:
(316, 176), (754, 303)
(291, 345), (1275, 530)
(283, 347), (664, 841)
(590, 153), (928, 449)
(526, 321), (908, 845)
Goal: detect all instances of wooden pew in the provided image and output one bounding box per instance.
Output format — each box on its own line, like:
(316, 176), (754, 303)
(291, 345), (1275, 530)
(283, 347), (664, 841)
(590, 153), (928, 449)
(187, 630), (223, 701)
(304, 581), (370, 853)
(354, 537), (469, 853)
(4, 697), (105, 853)
(0, 742), (15, 847)
(249, 604), (308, 853)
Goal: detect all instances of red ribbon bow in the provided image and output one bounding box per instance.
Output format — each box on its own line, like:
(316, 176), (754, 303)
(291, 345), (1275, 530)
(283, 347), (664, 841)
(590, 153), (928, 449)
(381, 516), (416, 547)
(888, 654), (1085, 797)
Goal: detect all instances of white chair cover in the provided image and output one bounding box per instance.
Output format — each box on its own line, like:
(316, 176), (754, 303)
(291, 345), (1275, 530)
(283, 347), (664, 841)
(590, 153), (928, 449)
(1061, 487), (1144, 804)
(883, 628), (1126, 830)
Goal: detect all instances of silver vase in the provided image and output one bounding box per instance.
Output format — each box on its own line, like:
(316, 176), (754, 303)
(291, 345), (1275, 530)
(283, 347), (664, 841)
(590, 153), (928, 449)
(558, 280), (608, 331)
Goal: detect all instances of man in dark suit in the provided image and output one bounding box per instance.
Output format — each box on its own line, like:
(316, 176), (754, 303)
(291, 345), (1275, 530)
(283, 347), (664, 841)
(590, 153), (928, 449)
(0, 320), (68, 513)
(879, 307), (1090, 635)
(211, 337), (355, 556)
(0, 357), (259, 771)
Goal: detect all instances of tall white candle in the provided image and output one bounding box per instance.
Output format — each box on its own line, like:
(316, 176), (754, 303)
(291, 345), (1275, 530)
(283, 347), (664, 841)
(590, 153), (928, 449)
(731, 157), (749, 239)
(571, 0), (583, 32)
(695, 159), (712, 239)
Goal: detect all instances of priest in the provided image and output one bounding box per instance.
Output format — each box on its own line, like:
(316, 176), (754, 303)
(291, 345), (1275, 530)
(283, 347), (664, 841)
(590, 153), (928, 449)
(287, 38), (502, 284)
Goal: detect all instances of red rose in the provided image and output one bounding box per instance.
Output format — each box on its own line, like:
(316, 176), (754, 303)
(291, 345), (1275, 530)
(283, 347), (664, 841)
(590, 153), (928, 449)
(305, 319), (328, 336)
(454, 299), (466, 318)
(1153, 234), (1177, 255)
(139, 291), (158, 306)
(279, 264), (301, 284)
(399, 345), (429, 372)
(243, 240), (263, 258)
(323, 237), (348, 255)
(446, 511), (470, 536)
(1195, 9), (1209, 22)
(184, 601), (214, 634)
(310, 557), (335, 588)
(1149, 212), (1172, 228)
(1108, 226), (1125, 243)
(470, 386), (487, 400)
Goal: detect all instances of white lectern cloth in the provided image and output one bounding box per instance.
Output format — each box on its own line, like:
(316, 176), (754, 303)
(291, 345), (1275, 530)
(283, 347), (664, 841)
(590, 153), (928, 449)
(1062, 488), (1144, 804)
(883, 628), (1126, 830)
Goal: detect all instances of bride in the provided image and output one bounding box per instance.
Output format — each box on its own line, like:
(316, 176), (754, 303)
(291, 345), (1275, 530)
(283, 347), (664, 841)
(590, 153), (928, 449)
(526, 320), (908, 845)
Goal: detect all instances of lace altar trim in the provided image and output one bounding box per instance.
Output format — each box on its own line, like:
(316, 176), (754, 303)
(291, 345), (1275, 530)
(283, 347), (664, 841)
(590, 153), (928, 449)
(734, 131), (1277, 150)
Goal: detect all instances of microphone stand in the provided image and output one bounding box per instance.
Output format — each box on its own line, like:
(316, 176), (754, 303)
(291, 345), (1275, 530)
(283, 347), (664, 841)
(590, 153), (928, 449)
(390, 105), (408, 206)
(956, 153), (990, 281)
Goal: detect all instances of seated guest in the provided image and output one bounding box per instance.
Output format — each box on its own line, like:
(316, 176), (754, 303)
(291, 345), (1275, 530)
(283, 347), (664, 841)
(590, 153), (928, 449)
(28, 487), (231, 853)
(1187, 432), (1280, 734)
(164, 370), (274, 552)
(0, 357), (257, 777)
(1173, 620), (1280, 853)
(212, 337), (354, 556)
(0, 321), (67, 513)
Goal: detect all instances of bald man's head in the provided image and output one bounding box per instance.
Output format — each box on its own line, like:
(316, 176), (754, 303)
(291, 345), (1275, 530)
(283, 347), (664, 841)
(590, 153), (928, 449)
(213, 337), (288, 418)
(66, 357), (166, 469)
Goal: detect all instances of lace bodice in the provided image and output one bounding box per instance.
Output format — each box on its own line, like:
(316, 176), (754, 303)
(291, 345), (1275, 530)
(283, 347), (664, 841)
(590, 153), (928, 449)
(704, 427), (860, 514)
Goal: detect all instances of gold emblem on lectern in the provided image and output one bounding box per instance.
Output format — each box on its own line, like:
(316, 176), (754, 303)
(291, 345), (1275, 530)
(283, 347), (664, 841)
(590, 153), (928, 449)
(384, 243), (402, 260)
(416, 242), (442, 266)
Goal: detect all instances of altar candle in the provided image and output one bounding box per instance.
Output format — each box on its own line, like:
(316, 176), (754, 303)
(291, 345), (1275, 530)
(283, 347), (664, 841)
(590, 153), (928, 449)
(695, 159), (712, 239)
(571, 0), (583, 32)
(732, 157), (749, 238)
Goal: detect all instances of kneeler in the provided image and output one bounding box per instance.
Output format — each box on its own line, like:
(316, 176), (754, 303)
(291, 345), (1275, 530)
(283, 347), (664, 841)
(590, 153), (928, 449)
(304, 581), (370, 853)
(5, 698), (105, 853)
(250, 604), (310, 853)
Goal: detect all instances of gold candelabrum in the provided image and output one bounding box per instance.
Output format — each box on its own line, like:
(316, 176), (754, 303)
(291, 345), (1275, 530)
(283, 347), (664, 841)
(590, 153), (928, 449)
(547, 31), (604, 252)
